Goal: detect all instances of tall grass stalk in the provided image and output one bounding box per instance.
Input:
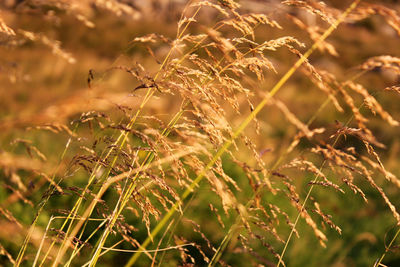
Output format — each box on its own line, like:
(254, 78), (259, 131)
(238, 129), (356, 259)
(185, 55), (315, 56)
(208, 96), (332, 266)
(52, 5), (205, 266)
(85, 14), (266, 267)
(5, 1), (400, 266)
(15, 123), (79, 267)
(126, 1), (361, 265)
(210, 71), (369, 267)
(374, 227), (400, 267)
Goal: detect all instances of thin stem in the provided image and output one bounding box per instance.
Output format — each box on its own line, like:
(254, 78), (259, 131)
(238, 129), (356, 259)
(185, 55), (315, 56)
(15, 123), (78, 267)
(126, 0), (361, 265)
(374, 227), (400, 267)
(47, 4), (203, 266)
(276, 2), (362, 265)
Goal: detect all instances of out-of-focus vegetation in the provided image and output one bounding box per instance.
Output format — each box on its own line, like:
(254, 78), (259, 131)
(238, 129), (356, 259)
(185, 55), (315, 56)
(1, 0), (400, 266)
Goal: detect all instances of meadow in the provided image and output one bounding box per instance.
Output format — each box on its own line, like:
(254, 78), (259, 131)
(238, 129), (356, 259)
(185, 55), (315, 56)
(1, 0), (400, 266)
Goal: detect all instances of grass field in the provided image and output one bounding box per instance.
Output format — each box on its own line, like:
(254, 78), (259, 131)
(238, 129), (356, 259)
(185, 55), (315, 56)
(1, 0), (400, 266)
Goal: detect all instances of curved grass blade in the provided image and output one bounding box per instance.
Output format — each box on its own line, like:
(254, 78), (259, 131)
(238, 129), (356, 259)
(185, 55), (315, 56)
(125, 1), (362, 265)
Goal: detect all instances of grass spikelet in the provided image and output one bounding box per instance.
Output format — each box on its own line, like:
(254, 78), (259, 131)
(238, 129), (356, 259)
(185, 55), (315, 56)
(356, 159), (400, 224)
(272, 98), (314, 138)
(0, 243), (15, 265)
(312, 202), (342, 235)
(0, 206), (23, 229)
(94, 0), (141, 18)
(0, 16), (15, 36)
(18, 30), (76, 64)
(362, 156), (400, 189)
(191, 1), (231, 18)
(4, 0), (400, 266)
(288, 14), (338, 56)
(359, 3), (400, 36)
(279, 169), (328, 247)
(283, 0), (340, 25)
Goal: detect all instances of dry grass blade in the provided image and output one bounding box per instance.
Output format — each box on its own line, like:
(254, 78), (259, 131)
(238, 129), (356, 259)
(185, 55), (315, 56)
(0, 16), (15, 36)
(3, 0), (400, 266)
(276, 2), (362, 265)
(127, 1), (361, 266)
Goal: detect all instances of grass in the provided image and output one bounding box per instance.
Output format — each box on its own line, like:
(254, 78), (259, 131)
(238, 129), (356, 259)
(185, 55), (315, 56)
(1, 0), (400, 266)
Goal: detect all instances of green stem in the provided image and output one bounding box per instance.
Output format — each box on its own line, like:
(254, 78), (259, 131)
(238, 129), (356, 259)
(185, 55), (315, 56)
(125, 0), (362, 264)
(374, 227), (400, 267)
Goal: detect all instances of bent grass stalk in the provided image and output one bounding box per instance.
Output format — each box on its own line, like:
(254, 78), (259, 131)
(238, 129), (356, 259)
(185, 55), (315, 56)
(210, 48), (371, 267)
(374, 227), (400, 267)
(15, 123), (79, 267)
(85, 109), (186, 266)
(48, 88), (154, 267)
(58, 148), (200, 266)
(46, 6), (203, 266)
(32, 70), (157, 267)
(208, 96), (333, 266)
(126, 1), (362, 265)
(15, 26), (154, 265)
(274, 113), (356, 267)
(53, 92), (182, 267)
(8, 1), (400, 267)
(26, 95), (136, 267)
(158, 97), (332, 267)
(48, 119), (196, 266)
(209, 65), (370, 265)
(85, 17), (266, 267)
